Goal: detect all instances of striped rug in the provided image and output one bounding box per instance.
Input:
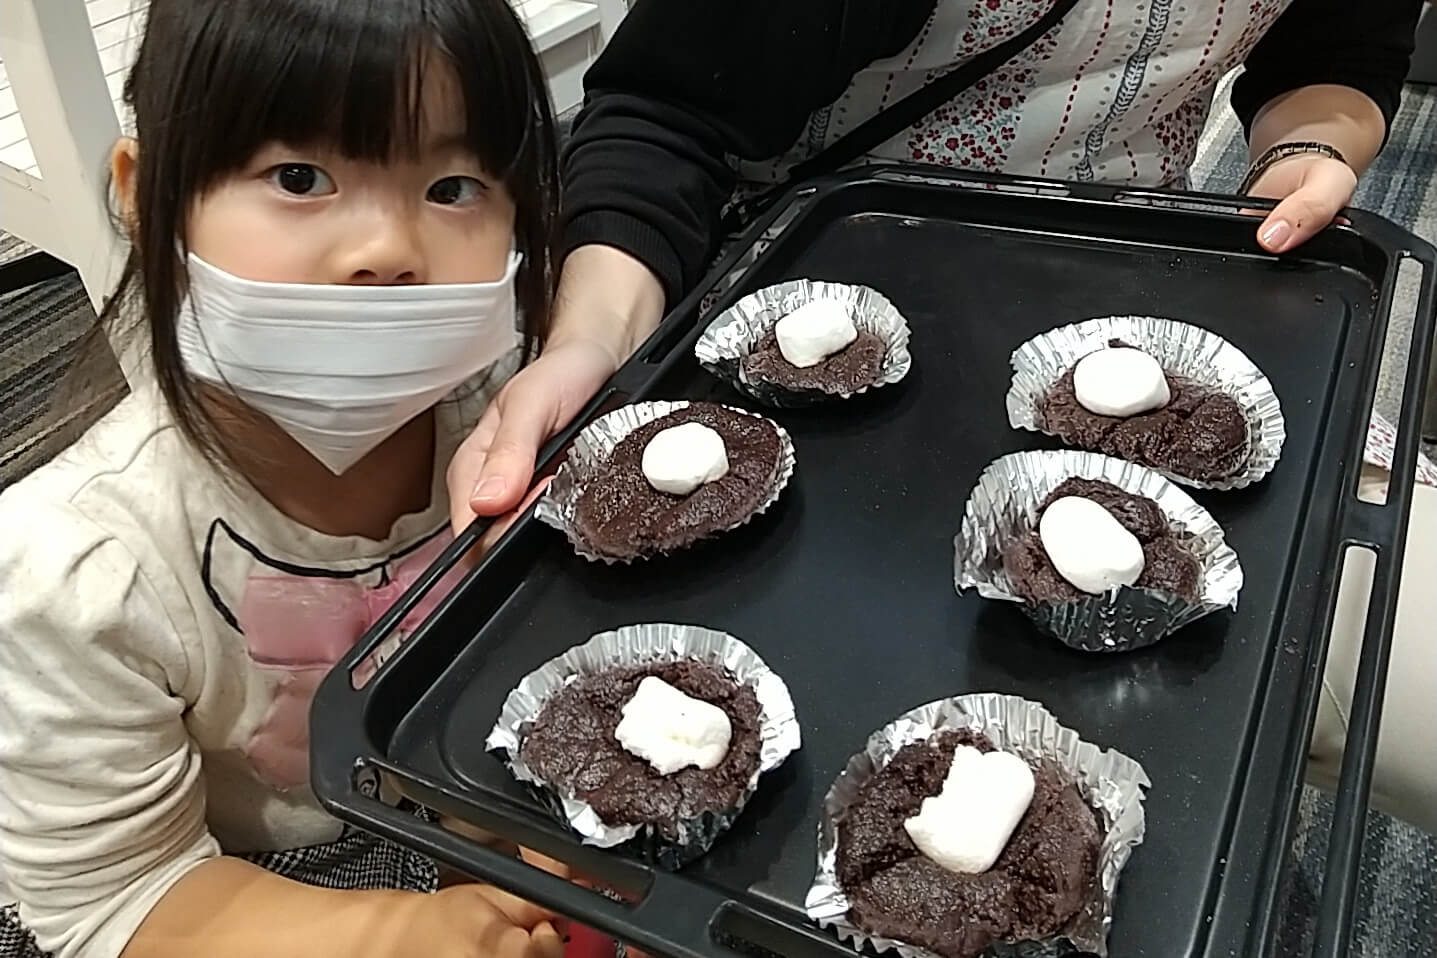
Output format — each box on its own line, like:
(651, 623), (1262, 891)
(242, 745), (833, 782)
(0, 256), (124, 488)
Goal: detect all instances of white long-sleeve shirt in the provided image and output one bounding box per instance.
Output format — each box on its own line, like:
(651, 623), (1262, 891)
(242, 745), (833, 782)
(0, 363), (507, 958)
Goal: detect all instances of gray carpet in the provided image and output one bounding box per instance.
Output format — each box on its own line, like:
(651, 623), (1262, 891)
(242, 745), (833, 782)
(1, 91), (1434, 956)
(0, 270), (124, 487)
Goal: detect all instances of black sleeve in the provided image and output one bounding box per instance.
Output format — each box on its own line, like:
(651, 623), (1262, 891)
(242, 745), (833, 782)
(559, 0), (935, 306)
(1231, 0), (1423, 141)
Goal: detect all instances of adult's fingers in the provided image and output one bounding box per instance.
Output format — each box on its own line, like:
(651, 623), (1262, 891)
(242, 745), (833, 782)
(1255, 166), (1354, 254)
(448, 402), (503, 534)
(469, 387), (555, 519)
(477, 477), (554, 556)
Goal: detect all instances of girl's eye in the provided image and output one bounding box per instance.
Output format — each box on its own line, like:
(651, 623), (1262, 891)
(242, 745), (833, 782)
(427, 176), (483, 206)
(268, 164), (335, 196)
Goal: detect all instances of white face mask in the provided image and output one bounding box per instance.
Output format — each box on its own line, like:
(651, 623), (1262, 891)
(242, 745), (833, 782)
(176, 251), (522, 474)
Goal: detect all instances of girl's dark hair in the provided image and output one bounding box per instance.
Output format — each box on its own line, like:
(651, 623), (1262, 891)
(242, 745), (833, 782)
(103, 0), (559, 464)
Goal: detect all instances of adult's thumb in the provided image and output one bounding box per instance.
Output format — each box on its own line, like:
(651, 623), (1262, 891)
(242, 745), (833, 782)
(469, 405), (548, 517)
(1257, 185), (1344, 254)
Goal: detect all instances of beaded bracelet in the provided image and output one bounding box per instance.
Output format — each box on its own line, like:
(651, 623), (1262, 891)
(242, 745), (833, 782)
(1238, 141), (1349, 196)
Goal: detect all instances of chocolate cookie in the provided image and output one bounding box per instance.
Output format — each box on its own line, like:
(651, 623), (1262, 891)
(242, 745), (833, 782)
(742, 329), (885, 393)
(836, 729), (1101, 958)
(1038, 340), (1248, 480)
(1001, 477), (1201, 604)
(520, 661), (762, 837)
(572, 403), (783, 561)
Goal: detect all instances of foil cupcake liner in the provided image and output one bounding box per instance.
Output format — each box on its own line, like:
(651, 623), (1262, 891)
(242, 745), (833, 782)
(485, 623), (802, 869)
(1006, 315), (1286, 490)
(694, 279), (913, 407)
(534, 400), (796, 564)
(805, 693), (1149, 958)
(953, 450), (1243, 652)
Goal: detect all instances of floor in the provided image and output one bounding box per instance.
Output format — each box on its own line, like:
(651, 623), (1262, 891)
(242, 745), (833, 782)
(1, 87), (1435, 955)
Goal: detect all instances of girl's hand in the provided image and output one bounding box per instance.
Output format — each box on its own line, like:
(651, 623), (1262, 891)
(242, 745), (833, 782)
(387, 883), (566, 958)
(448, 338), (619, 536)
(1248, 153), (1357, 255)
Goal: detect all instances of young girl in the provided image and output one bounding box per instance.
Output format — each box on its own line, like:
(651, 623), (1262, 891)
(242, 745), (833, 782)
(0, 1), (573, 956)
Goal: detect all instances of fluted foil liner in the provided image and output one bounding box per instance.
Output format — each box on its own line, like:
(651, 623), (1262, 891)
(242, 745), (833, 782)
(954, 450), (1243, 652)
(486, 623), (802, 869)
(535, 400), (796, 564)
(805, 694), (1149, 958)
(1006, 315), (1285, 490)
(695, 279), (913, 406)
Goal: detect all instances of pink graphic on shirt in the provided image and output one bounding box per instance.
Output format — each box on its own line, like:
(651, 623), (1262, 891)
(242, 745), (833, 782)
(237, 533), (464, 789)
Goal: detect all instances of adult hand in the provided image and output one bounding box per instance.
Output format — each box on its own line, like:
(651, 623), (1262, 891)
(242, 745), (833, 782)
(1248, 152), (1357, 255)
(447, 337), (619, 535)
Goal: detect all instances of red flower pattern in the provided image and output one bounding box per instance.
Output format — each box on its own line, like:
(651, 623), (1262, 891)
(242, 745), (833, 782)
(898, 0), (1294, 178)
(905, 0), (1056, 168)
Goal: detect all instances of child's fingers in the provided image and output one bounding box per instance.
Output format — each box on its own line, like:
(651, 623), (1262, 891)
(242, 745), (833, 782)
(529, 921), (566, 958)
(474, 921), (544, 958)
(472, 884), (560, 932)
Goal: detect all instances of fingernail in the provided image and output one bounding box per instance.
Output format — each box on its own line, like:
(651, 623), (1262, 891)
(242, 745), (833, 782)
(1261, 219), (1292, 250)
(472, 476), (506, 502)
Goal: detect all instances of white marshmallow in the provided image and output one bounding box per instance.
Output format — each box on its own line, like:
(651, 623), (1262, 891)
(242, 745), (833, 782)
(641, 422), (730, 496)
(1072, 346), (1171, 417)
(774, 300), (859, 368)
(1039, 495), (1146, 595)
(903, 745), (1036, 874)
(614, 676), (733, 775)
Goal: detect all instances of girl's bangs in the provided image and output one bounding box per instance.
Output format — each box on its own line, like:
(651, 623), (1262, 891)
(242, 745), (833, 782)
(150, 0), (540, 184)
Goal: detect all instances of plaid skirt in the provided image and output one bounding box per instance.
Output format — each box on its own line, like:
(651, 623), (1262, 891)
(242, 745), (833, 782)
(1, 812), (438, 958)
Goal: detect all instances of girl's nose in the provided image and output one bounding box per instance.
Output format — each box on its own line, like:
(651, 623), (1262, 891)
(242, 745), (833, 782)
(338, 215), (426, 286)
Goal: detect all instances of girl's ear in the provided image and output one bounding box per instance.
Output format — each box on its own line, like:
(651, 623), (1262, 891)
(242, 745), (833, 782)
(111, 137), (140, 236)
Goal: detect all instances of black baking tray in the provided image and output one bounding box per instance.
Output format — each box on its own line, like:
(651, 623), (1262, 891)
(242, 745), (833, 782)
(311, 167), (1434, 958)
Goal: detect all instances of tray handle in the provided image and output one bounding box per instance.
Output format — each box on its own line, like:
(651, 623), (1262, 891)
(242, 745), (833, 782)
(1310, 227), (1436, 958)
(337, 783), (852, 958)
(866, 163), (1286, 214)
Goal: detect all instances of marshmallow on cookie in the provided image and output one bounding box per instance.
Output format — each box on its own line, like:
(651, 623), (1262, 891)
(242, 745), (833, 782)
(904, 745), (1036, 874)
(775, 300), (859, 368)
(641, 421), (730, 495)
(1072, 346), (1171, 417)
(614, 676), (733, 775)
(1039, 495), (1146, 594)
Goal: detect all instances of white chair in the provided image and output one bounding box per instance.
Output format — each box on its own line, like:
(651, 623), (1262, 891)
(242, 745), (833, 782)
(0, 0), (130, 318)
